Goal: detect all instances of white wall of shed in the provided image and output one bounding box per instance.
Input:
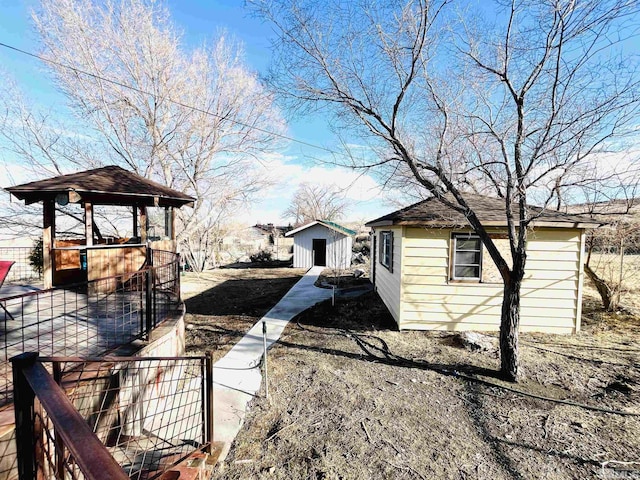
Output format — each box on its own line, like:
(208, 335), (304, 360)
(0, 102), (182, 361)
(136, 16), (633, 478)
(371, 227), (403, 325)
(291, 224), (352, 269)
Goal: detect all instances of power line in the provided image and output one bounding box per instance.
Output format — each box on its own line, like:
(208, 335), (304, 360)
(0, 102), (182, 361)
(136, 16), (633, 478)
(0, 40), (341, 156)
(0, 39), (389, 202)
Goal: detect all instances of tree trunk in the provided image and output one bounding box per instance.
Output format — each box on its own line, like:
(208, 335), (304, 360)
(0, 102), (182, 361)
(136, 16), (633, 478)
(500, 276), (522, 382)
(584, 264), (617, 311)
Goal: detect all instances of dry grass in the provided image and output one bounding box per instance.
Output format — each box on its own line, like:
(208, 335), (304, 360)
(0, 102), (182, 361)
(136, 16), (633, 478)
(208, 286), (640, 479)
(588, 253), (640, 310)
(182, 267), (304, 362)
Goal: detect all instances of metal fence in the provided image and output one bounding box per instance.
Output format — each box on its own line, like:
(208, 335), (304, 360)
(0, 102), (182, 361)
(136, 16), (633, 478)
(0, 246), (41, 282)
(0, 249), (181, 408)
(12, 353), (212, 480)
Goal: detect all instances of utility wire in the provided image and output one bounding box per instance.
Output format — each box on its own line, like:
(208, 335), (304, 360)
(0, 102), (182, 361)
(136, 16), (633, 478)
(0, 41), (342, 156)
(0, 40), (391, 202)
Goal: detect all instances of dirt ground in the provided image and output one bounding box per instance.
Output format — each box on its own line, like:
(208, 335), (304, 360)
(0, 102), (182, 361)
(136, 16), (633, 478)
(184, 273), (639, 480)
(182, 266), (304, 361)
(182, 267), (640, 479)
(315, 265), (371, 290)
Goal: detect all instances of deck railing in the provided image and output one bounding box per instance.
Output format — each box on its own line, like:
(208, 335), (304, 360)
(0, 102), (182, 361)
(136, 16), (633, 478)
(0, 246), (41, 282)
(11, 353), (213, 480)
(0, 249), (181, 408)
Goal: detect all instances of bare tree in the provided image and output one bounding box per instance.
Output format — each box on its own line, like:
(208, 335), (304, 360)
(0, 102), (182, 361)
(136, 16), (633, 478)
(1, 0), (286, 269)
(584, 219), (640, 312)
(253, 0), (640, 381)
(284, 183), (348, 225)
(569, 190), (640, 311)
(0, 71), (105, 239)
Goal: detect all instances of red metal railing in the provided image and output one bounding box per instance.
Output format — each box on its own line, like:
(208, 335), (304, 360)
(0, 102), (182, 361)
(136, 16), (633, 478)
(11, 353), (213, 480)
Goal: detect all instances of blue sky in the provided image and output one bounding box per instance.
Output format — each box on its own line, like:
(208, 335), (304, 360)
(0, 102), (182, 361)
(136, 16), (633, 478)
(0, 0), (391, 225)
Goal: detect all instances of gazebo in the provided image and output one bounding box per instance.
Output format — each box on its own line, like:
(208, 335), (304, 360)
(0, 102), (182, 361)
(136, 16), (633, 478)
(6, 165), (195, 288)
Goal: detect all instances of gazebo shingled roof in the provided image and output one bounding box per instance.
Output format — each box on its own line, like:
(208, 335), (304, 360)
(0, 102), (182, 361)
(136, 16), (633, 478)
(6, 165), (195, 208)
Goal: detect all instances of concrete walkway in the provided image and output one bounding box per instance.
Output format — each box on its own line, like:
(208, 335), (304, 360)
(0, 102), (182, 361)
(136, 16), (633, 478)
(212, 266), (332, 460)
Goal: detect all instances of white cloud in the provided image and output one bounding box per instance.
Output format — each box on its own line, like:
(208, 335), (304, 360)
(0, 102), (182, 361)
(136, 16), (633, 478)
(0, 151), (395, 227)
(238, 154), (392, 225)
(1, 160), (34, 186)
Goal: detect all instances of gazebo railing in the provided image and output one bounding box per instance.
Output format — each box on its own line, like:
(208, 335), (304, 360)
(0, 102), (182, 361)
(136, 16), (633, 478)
(0, 249), (181, 408)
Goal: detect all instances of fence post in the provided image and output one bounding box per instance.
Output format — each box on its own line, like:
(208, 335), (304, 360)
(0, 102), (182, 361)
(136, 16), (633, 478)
(262, 320), (269, 400)
(205, 352), (214, 454)
(11, 352), (39, 480)
(145, 249), (153, 338)
(52, 361), (65, 480)
(176, 253), (181, 301)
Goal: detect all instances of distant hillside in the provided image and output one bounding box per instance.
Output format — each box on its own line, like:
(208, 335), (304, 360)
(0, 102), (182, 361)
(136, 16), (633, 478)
(562, 198), (640, 222)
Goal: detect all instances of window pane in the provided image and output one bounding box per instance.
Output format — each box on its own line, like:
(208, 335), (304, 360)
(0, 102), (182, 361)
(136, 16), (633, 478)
(455, 266), (480, 278)
(456, 238), (481, 251)
(457, 251), (481, 265)
(381, 232), (392, 268)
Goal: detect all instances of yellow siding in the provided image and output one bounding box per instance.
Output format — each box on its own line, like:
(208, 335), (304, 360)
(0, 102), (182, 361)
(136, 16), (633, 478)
(398, 227), (582, 333)
(527, 250), (580, 262)
(401, 256), (448, 268)
(575, 231), (586, 332)
(526, 240), (581, 251)
(402, 306), (576, 320)
(526, 259), (579, 270)
(403, 294), (577, 309)
(399, 320), (574, 335)
(403, 247), (449, 258)
(403, 283), (577, 300)
(404, 265), (448, 276)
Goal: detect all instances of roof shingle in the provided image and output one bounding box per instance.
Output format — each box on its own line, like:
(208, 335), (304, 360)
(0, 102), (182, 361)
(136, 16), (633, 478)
(366, 194), (600, 229)
(6, 165), (195, 208)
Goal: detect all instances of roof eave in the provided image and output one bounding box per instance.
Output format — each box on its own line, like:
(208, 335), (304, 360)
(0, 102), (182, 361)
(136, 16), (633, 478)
(364, 220), (394, 228)
(317, 220), (356, 236)
(285, 221), (321, 236)
(7, 187), (194, 208)
(286, 220), (355, 237)
(368, 219), (602, 229)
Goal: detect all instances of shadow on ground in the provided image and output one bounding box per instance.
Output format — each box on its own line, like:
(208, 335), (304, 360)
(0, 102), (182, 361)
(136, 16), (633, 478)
(219, 260), (293, 270)
(185, 276), (302, 317)
(287, 291), (502, 377)
(294, 290), (396, 332)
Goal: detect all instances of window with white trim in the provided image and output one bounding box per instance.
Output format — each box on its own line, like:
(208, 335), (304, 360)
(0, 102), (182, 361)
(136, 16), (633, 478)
(380, 231), (393, 272)
(452, 234), (482, 280)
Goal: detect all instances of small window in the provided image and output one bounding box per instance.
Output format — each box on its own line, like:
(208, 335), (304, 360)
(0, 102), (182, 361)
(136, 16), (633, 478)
(452, 234), (482, 280)
(380, 231), (393, 272)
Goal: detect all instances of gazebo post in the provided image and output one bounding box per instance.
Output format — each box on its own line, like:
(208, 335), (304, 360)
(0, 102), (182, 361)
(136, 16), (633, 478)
(84, 202), (94, 247)
(133, 206), (138, 240)
(171, 207), (176, 242)
(42, 200), (55, 289)
(139, 205), (148, 243)
(164, 207), (176, 242)
(164, 207), (170, 238)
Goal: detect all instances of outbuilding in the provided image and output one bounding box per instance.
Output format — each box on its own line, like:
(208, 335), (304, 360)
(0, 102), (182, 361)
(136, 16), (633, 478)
(6, 165), (194, 289)
(366, 194), (599, 334)
(285, 220), (355, 270)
